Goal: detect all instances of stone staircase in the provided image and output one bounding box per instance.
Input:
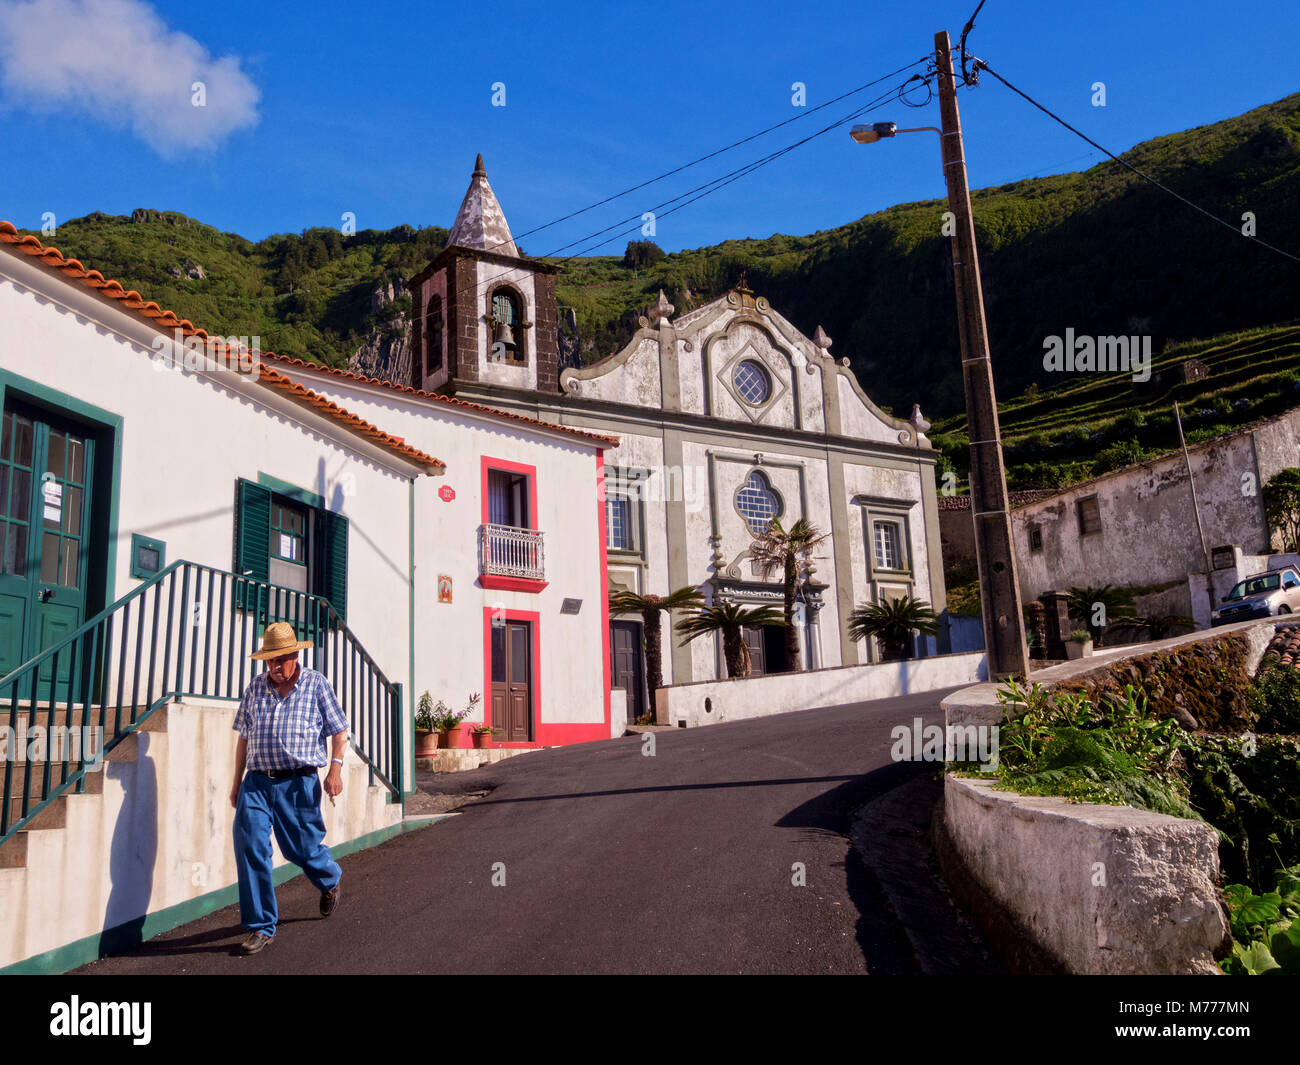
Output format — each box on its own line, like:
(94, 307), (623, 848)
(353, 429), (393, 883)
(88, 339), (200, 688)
(0, 696), (401, 971)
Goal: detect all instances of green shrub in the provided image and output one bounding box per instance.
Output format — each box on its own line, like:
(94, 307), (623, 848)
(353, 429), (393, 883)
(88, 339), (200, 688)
(985, 681), (1197, 818)
(1220, 866), (1300, 974)
(1249, 666), (1300, 733)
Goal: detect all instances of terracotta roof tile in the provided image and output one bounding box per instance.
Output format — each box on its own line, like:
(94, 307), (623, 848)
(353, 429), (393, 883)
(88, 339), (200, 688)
(0, 221), (443, 472)
(936, 489), (1058, 511)
(260, 352), (621, 448)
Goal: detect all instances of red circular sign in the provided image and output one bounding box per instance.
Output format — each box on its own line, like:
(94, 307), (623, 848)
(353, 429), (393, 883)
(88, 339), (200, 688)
(438, 485), (456, 502)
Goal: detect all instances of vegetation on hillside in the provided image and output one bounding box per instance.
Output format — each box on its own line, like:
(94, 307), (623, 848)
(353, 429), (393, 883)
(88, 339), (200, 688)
(14, 93), (1300, 434)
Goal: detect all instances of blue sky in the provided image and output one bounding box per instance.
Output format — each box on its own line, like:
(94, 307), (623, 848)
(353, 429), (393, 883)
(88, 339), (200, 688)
(0, 0), (1296, 254)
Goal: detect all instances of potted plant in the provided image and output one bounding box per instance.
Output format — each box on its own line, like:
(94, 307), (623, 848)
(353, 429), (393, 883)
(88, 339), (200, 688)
(414, 691), (439, 755)
(432, 701), (467, 749)
(435, 692), (482, 750)
(470, 724), (497, 748)
(1066, 628), (1094, 660)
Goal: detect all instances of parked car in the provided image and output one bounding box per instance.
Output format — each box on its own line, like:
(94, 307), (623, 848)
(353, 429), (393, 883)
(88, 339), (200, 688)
(1211, 566), (1300, 626)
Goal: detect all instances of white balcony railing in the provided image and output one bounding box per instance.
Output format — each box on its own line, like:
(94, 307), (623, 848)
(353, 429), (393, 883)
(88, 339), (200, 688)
(479, 523), (545, 580)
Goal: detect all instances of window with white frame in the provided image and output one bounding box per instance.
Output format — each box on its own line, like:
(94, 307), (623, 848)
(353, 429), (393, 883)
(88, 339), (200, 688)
(872, 520), (903, 571)
(604, 470), (642, 554)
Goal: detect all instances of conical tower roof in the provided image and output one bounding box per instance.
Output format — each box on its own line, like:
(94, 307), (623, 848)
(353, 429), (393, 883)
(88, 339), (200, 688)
(445, 154), (519, 257)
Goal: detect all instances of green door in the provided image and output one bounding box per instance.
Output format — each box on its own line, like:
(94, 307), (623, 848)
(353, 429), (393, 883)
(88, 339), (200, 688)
(0, 405), (94, 690)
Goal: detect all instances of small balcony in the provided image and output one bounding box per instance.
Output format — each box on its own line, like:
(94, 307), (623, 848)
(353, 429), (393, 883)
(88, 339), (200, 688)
(478, 523), (548, 592)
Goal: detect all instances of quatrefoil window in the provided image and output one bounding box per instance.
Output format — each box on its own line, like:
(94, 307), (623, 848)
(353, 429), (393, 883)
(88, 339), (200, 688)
(735, 470), (783, 535)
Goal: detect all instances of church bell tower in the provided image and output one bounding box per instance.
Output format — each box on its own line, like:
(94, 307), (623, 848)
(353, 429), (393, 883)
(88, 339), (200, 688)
(407, 155), (559, 398)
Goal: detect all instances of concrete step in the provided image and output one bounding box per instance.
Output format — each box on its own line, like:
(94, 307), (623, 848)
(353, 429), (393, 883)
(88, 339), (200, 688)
(4, 794), (67, 832)
(4, 766), (106, 798)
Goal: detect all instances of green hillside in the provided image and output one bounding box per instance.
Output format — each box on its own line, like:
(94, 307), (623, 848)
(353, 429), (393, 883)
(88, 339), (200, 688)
(932, 322), (1300, 490)
(11, 92), (1300, 430)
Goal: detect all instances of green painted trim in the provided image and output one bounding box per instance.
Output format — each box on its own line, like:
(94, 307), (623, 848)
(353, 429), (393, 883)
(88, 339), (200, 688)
(129, 532), (166, 580)
(0, 816), (444, 975)
(0, 368), (123, 622)
(406, 477), (416, 800)
(258, 471), (325, 509)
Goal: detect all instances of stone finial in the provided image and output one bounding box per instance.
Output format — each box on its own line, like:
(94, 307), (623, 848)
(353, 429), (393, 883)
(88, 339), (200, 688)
(647, 289), (675, 324)
(909, 404), (932, 434)
(812, 325), (832, 350)
(446, 154), (519, 256)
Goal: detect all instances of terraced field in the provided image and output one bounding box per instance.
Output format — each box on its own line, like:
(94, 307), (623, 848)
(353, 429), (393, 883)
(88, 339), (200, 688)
(932, 322), (1300, 489)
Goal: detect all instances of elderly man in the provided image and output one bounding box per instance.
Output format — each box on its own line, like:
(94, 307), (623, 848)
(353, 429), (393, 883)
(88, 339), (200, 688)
(230, 621), (349, 955)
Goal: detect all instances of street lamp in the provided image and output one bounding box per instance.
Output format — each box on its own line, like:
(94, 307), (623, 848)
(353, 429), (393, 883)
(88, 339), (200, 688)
(847, 31), (1030, 679)
(849, 122), (939, 143)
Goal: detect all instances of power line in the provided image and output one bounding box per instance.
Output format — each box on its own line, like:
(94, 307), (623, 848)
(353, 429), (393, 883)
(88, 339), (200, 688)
(973, 58), (1300, 266)
(496, 55), (932, 256)
(455, 75), (923, 306)
(551, 84), (912, 263)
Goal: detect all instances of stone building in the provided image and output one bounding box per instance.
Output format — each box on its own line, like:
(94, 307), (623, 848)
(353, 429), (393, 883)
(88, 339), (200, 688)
(403, 158), (947, 719)
(1010, 405), (1300, 626)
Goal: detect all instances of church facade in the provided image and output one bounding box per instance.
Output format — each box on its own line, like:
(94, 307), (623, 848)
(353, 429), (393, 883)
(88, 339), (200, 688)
(403, 159), (947, 720)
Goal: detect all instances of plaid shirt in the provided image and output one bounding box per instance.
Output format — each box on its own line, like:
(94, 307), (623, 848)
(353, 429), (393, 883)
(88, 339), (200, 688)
(233, 666), (349, 772)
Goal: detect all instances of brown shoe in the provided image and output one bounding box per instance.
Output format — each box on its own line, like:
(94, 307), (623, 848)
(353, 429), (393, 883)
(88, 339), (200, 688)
(240, 932), (274, 955)
(320, 883), (339, 918)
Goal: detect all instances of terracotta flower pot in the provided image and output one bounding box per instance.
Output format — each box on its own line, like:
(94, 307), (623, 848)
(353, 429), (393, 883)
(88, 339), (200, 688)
(471, 730), (491, 748)
(415, 729), (440, 756)
(441, 725), (465, 749)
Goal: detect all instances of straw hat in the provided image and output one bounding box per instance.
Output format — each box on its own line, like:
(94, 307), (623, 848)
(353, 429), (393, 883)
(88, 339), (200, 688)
(250, 621), (314, 660)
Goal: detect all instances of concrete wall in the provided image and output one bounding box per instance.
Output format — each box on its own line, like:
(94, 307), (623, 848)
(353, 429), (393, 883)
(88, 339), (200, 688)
(944, 776), (1226, 974)
(0, 697), (400, 971)
(655, 651), (987, 728)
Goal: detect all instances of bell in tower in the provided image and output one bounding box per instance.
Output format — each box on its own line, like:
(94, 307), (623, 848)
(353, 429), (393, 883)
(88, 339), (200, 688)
(405, 155), (560, 398)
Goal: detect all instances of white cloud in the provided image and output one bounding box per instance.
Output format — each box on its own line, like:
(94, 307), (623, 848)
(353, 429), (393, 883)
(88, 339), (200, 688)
(0, 0), (259, 156)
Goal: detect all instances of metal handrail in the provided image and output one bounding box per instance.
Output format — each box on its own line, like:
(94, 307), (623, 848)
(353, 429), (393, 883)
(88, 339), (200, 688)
(1, 561), (404, 848)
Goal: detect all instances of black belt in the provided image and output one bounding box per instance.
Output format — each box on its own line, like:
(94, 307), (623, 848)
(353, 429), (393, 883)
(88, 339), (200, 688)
(254, 766), (318, 780)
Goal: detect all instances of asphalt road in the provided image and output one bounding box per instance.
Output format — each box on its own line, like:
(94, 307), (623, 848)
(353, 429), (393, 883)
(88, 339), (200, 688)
(78, 688), (957, 975)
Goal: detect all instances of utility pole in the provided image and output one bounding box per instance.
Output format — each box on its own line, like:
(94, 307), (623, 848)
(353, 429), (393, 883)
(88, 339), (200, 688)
(934, 30), (1029, 678)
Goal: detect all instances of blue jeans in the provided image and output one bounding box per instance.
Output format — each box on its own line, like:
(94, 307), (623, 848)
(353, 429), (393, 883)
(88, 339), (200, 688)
(233, 771), (341, 936)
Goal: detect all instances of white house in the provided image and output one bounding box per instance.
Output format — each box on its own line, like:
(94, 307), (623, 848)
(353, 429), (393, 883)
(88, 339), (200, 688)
(0, 215), (614, 972)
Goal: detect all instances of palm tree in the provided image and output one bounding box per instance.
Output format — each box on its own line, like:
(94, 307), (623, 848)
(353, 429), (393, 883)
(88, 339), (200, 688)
(608, 585), (705, 702)
(675, 602), (787, 679)
(748, 517), (829, 671)
(847, 596), (939, 661)
(1066, 584), (1138, 647)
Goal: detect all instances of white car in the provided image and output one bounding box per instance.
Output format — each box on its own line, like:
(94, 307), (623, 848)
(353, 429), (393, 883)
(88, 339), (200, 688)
(1211, 566), (1300, 626)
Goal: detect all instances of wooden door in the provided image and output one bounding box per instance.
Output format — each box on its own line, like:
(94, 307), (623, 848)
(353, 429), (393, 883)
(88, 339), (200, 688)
(490, 620), (532, 742)
(610, 620), (644, 721)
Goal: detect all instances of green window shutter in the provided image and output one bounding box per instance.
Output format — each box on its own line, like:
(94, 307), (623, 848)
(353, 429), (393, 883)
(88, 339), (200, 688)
(235, 479), (272, 610)
(316, 508), (348, 623)
(236, 479), (272, 580)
